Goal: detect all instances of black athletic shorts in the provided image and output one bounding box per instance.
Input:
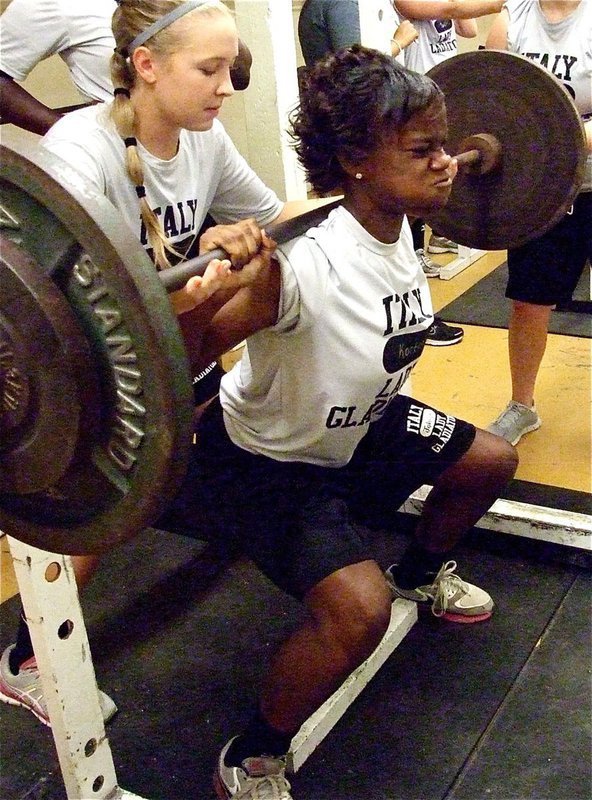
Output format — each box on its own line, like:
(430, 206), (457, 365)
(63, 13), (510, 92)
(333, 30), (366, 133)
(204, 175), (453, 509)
(158, 394), (476, 600)
(506, 191), (592, 306)
(192, 361), (224, 405)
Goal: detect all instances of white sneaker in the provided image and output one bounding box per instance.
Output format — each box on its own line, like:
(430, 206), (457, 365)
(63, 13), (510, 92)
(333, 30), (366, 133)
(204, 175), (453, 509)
(487, 401), (541, 445)
(214, 737), (293, 799)
(386, 561), (494, 623)
(427, 234), (458, 254)
(415, 248), (440, 277)
(0, 644), (117, 726)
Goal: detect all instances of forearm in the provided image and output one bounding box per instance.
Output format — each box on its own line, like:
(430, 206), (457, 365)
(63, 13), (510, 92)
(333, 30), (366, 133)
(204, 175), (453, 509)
(178, 251), (281, 372)
(193, 294), (271, 370)
(454, 17), (478, 37)
(485, 8), (509, 49)
(395, 0), (503, 21)
(391, 20), (419, 55)
(176, 289), (237, 375)
(0, 76), (61, 135)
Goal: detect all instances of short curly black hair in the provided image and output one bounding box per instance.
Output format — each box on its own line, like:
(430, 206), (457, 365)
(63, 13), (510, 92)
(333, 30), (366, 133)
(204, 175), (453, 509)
(291, 45), (444, 195)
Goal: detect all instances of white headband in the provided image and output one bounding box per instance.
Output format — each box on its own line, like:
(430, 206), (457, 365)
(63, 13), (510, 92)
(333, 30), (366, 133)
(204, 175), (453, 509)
(127, 0), (209, 54)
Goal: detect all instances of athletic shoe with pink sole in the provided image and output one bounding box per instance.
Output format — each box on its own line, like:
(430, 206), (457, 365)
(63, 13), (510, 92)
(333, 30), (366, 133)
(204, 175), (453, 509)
(214, 737), (293, 799)
(0, 644), (117, 726)
(386, 560), (494, 623)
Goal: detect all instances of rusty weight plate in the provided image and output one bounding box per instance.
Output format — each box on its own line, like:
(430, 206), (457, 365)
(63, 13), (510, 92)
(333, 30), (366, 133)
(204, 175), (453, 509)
(0, 144), (194, 554)
(0, 236), (100, 494)
(425, 50), (587, 251)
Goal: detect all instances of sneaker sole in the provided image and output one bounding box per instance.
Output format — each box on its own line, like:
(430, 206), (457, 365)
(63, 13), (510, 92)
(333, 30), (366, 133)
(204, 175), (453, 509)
(425, 337), (463, 346)
(392, 592), (493, 624)
(509, 419), (542, 446)
(439, 609), (493, 624)
(0, 686), (116, 727)
(416, 603), (493, 624)
(427, 246), (458, 254)
(0, 687), (49, 726)
(213, 769), (232, 800)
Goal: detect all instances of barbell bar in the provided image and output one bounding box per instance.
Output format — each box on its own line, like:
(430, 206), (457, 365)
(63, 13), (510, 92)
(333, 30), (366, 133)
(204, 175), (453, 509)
(160, 199), (342, 292)
(159, 136), (499, 293)
(0, 50), (587, 555)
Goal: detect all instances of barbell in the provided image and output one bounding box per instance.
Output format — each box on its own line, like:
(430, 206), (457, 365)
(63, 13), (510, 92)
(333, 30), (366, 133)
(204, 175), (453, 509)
(0, 51), (587, 555)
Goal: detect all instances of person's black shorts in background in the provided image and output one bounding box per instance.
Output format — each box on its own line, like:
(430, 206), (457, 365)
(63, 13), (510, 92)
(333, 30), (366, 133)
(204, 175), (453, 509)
(506, 191), (592, 306)
(158, 394), (476, 600)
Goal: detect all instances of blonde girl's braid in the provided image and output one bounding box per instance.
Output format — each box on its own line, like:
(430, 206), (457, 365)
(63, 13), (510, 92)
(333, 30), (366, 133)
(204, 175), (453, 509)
(110, 1), (230, 270)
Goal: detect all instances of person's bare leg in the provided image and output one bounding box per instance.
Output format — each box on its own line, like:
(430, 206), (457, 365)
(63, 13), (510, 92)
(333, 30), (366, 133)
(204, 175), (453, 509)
(259, 560), (392, 734)
(71, 554), (101, 587)
(415, 429), (517, 554)
(508, 300), (553, 407)
(8, 553), (101, 673)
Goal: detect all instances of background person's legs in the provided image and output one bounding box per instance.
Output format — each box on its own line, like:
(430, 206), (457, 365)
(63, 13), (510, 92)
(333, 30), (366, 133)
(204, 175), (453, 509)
(508, 301), (553, 408)
(488, 193), (591, 444)
(0, 552), (117, 725)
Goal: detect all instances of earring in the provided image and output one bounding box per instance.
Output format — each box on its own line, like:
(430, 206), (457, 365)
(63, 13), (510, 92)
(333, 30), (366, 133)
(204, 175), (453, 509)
(355, 172), (363, 180)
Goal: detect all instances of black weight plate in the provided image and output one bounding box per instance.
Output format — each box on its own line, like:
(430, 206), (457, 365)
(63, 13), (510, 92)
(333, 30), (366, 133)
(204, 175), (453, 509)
(0, 237), (98, 493)
(425, 50), (587, 251)
(0, 144), (194, 554)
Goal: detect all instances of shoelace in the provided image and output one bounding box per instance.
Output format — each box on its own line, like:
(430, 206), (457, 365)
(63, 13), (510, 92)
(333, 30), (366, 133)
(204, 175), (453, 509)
(492, 402), (528, 429)
(234, 773), (293, 800)
(416, 251), (437, 271)
(428, 560), (469, 617)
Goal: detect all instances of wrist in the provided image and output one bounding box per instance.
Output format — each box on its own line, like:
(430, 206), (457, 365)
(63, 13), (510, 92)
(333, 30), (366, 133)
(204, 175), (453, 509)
(391, 39), (401, 56)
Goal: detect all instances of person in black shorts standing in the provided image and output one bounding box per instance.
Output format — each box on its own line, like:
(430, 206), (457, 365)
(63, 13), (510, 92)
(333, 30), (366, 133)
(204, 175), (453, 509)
(485, 0), (592, 444)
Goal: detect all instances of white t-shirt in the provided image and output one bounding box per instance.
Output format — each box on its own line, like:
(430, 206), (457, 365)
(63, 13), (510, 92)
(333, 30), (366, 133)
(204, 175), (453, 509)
(361, 0), (405, 62)
(221, 206), (434, 467)
(41, 104), (283, 258)
(402, 18), (458, 74)
(505, 0), (592, 190)
(0, 0), (115, 101)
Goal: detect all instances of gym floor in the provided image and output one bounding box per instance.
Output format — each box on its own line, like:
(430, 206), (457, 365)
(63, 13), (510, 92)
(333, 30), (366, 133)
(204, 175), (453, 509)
(1, 247), (590, 800)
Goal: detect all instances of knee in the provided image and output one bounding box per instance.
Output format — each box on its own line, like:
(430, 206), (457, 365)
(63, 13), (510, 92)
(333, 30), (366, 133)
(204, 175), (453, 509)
(511, 300), (553, 324)
(309, 566), (392, 670)
(454, 429), (518, 490)
(495, 435), (519, 476)
(336, 592), (391, 670)
(481, 430), (519, 482)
